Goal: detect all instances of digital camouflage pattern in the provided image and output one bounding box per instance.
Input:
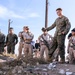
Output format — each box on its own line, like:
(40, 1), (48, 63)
(46, 15), (71, 61)
(68, 36), (75, 63)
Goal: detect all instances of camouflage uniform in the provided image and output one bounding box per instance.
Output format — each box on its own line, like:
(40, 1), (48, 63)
(0, 32), (5, 53)
(38, 33), (52, 61)
(6, 33), (18, 54)
(46, 15), (71, 62)
(68, 36), (75, 64)
(22, 32), (34, 57)
(18, 31), (24, 59)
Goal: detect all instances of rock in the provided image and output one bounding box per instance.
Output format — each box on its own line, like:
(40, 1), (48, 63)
(0, 62), (6, 69)
(3, 72), (6, 75)
(66, 72), (73, 75)
(18, 70), (22, 74)
(42, 68), (48, 71)
(58, 69), (65, 75)
(2, 66), (10, 71)
(21, 62), (26, 67)
(66, 69), (70, 71)
(12, 68), (17, 74)
(0, 71), (3, 74)
(73, 72), (75, 75)
(12, 66), (19, 74)
(34, 67), (40, 71)
(17, 66), (23, 74)
(48, 63), (56, 69)
(12, 66), (24, 74)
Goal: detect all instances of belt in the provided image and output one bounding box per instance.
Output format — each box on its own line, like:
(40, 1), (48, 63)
(41, 44), (45, 45)
(25, 42), (31, 44)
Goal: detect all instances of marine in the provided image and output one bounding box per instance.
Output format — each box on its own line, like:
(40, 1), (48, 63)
(0, 30), (5, 54)
(68, 28), (75, 64)
(6, 27), (18, 54)
(17, 26), (26, 59)
(38, 28), (52, 61)
(22, 26), (34, 58)
(46, 8), (71, 63)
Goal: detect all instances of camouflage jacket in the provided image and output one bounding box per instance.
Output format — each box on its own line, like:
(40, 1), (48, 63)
(38, 33), (53, 45)
(22, 32), (34, 43)
(69, 36), (75, 50)
(18, 31), (24, 42)
(0, 33), (5, 44)
(47, 15), (71, 36)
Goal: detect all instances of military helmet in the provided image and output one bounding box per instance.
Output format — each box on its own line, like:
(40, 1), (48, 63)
(68, 33), (72, 39)
(41, 27), (46, 32)
(24, 26), (29, 30)
(71, 28), (75, 32)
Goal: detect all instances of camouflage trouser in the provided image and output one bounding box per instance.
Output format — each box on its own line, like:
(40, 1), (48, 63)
(18, 42), (24, 59)
(7, 44), (15, 54)
(69, 47), (75, 64)
(24, 43), (33, 57)
(40, 45), (49, 61)
(0, 44), (4, 53)
(49, 34), (66, 61)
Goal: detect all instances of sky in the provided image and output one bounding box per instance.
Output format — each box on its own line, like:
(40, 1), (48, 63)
(0, 0), (75, 54)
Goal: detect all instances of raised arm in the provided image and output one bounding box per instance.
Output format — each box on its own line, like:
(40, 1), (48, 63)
(46, 21), (56, 31)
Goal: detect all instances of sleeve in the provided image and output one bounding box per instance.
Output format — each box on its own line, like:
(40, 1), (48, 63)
(67, 38), (73, 53)
(6, 35), (8, 44)
(38, 36), (40, 42)
(67, 41), (70, 53)
(0, 34), (5, 43)
(31, 33), (34, 40)
(3, 34), (5, 43)
(38, 35), (41, 41)
(18, 32), (22, 37)
(46, 21), (56, 31)
(49, 34), (53, 40)
(63, 17), (71, 34)
(29, 32), (34, 40)
(15, 34), (18, 44)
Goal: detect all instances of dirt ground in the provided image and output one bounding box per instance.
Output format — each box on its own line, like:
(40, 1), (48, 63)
(0, 55), (75, 75)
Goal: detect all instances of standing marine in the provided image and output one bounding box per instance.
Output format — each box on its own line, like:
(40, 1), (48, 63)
(46, 8), (71, 63)
(6, 27), (18, 54)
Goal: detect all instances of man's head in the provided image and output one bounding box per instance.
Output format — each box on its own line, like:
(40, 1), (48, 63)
(9, 27), (14, 34)
(56, 8), (63, 17)
(71, 28), (75, 36)
(24, 26), (29, 33)
(42, 27), (47, 35)
(68, 33), (72, 39)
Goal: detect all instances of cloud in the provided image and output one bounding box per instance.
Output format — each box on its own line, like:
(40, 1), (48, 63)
(0, 5), (25, 19)
(0, 5), (40, 20)
(28, 12), (40, 18)
(10, 11), (25, 19)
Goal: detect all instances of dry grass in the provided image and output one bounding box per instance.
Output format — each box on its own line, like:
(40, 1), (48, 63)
(5, 54), (49, 67)
(20, 55), (48, 65)
(2, 53), (17, 59)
